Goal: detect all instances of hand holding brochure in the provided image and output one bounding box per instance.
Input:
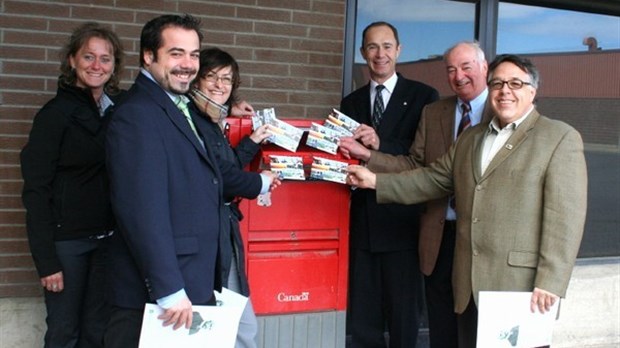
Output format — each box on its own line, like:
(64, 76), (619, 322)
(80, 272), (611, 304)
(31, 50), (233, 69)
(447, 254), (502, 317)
(477, 291), (559, 348)
(253, 108), (303, 152)
(138, 288), (248, 348)
(269, 155), (305, 180)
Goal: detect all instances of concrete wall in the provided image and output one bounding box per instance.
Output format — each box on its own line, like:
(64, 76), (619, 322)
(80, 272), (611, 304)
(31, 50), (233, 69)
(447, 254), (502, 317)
(1, 257), (618, 348)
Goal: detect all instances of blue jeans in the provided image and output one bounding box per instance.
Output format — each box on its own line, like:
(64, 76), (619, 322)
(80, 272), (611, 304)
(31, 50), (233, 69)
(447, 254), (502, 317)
(43, 237), (108, 348)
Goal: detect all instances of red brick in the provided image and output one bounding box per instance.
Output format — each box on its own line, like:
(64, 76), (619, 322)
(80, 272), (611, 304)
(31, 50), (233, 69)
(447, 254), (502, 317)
(312, 1), (346, 14)
(0, 226), (27, 239)
(179, 2), (236, 17)
(0, 284), (42, 297)
(236, 34), (291, 50)
(242, 62), (292, 76)
(0, 121), (35, 136)
(4, 1), (70, 17)
(252, 76), (306, 90)
(290, 65), (342, 80)
(3, 61), (59, 79)
(0, 270), (39, 284)
(257, 0), (311, 11)
(0, 196), (23, 211)
(72, 7), (134, 23)
(0, 136), (28, 151)
(0, 240), (30, 254)
(308, 79), (343, 92)
(0, 255), (35, 269)
(255, 22), (308, 38)
(2, 92), (55, 111)
(254, 49), (308, 64)
(0, 76), (46, 92)
(237, 7), (292, 22)
(0, 166), (23, 181)
(310, 53), (343, 66)
(0, 151), (21, 165)
(0, 107), (38, 122)
(0, 181), (24, 196)
(292, 38), (343, 54)
(309, 27), (344, 41)
(4, 30), (67, 48)
(293, 12), (344, 27)
(203, 17), (254, 33)
(289, 91), (341, 106)
(0, 14), (49, 31)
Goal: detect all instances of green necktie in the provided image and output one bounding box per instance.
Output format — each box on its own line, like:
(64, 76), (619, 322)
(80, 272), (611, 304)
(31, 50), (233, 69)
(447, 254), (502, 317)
(176, 95), (201, 140)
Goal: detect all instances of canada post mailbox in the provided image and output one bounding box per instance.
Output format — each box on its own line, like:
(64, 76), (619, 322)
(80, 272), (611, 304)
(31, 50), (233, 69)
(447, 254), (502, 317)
(228, 118), (352, 347)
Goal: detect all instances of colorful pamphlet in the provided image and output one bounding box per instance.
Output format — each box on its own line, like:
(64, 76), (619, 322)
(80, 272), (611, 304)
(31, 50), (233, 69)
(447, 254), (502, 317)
(253, 108), (303, 152)
(323, 109), (360, 137)
(309, 156), (349, 184)
(269, 155), (305, 180)
(305, 122), (341, 154)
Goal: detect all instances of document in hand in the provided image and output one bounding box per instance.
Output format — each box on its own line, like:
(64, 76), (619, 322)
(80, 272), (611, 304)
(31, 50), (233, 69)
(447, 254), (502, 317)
(253, 108), (303, 152)
(138, 288), (248, 348)
(476, 291), (559, 348)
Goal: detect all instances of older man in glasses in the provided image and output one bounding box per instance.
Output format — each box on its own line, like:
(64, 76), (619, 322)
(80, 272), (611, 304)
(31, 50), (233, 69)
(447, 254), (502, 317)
(346, 54), (587, 348)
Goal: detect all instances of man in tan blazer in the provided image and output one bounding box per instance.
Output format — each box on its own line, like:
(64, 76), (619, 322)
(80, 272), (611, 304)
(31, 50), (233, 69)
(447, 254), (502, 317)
(346, 54), (587, 348)
(341, 41), (491, 348)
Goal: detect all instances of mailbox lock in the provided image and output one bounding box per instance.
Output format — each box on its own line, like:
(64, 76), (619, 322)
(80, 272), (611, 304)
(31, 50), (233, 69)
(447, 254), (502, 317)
(290, 231), (297, 240)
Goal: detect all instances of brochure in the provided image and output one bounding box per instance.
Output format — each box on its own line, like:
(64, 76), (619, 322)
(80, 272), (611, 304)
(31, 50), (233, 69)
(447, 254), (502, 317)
(305, 122), (341, 154)
(253, 108), (303, 152)
(309, 156), (349, 184)
(269, 155), (305, 180)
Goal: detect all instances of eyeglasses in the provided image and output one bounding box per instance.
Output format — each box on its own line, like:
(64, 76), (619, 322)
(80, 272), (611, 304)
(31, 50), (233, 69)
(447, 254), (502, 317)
(488, 79), (533, 90)
(203, 73), (233, 86)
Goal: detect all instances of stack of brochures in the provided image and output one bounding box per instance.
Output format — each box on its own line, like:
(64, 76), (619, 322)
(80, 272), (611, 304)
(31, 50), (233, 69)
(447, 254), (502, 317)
(305, 109), (361, 154)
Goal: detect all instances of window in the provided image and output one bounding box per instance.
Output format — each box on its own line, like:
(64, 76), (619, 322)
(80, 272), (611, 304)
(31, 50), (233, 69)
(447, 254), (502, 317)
(497, 2), (620, 257)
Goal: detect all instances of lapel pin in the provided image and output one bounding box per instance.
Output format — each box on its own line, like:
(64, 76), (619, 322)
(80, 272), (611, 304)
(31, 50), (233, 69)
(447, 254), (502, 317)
(403, 102), (407, 106)
(505, 144), (513, 150)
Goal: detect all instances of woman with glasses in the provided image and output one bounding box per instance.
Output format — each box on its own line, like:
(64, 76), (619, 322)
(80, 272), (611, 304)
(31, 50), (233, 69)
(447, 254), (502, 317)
(190, 47), (269, 348)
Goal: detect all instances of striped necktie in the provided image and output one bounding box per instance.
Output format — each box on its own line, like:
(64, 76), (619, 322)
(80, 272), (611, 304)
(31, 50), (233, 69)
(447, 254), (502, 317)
(372, 85), (385, 129)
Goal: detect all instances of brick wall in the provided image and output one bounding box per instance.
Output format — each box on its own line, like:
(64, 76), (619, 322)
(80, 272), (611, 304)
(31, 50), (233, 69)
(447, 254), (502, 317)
(0, 0), (346, 297)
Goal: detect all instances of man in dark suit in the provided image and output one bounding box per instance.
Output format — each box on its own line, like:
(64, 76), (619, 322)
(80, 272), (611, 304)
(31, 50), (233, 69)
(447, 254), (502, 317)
(344, 41), (491, 348)
(104, 14), (277, 347)
(338, 21), (439, 348)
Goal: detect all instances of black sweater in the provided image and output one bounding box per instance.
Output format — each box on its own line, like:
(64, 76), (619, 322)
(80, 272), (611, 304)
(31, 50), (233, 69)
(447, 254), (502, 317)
(21, 83), (124, 277)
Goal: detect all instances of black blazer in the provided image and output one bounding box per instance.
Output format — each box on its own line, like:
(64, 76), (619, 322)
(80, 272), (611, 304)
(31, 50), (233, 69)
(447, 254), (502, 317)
(105, 73), (261, 308)
(340, 74), (439, 252)
(21, 83), (123, 277)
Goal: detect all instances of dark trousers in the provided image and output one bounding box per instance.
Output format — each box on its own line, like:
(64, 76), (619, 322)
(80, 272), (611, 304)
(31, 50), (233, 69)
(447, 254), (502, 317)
(424, 221), (458, 348)
(348, 248), (422, 348)
(104, 306), (143, 348)
(43, 238), (108, 348)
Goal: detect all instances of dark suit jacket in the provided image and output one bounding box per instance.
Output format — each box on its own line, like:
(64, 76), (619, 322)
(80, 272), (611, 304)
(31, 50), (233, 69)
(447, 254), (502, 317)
(368, 96), (492, 275)
(340, 74), (439, 252)
(376, 109), (587, 312)
(105, 73), (261, 309)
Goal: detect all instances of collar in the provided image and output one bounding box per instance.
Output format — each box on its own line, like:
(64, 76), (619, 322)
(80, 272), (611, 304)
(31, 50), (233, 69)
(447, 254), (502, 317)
(458, 88), (488, 127)
(370, 72), (398, 94)
(140, 68), (186, 104)
(488, 105), (534, 132)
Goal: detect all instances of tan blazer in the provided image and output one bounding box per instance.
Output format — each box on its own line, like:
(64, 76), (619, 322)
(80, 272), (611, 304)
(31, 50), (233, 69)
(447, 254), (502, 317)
(375, 109), (588, 313)
(368, 96), (492, 275)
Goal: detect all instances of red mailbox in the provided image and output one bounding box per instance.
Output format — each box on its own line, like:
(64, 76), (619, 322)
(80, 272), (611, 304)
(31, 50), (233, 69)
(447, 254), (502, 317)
(229, 118), (352, 315)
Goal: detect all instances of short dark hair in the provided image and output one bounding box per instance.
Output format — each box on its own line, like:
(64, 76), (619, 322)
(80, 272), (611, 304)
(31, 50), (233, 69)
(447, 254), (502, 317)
(139, 14), (203, 67)
(59, 22), (124, 94)
(488, 54), (540, 88)
(361, 21), (400, 49)
(195, 47), (241, 106)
